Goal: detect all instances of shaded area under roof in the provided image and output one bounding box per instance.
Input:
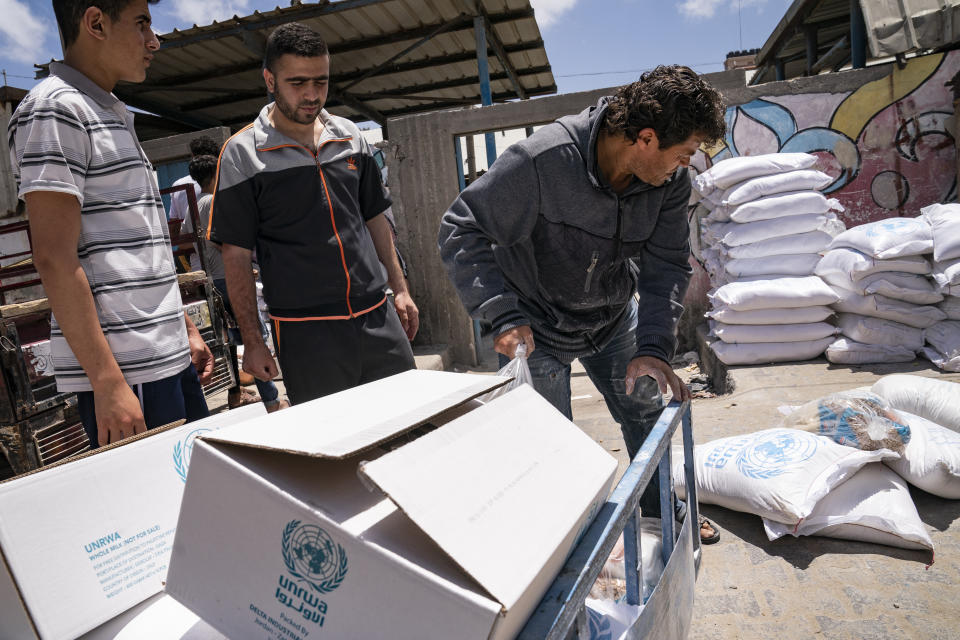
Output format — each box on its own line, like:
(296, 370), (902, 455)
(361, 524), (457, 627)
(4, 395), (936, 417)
(752, 0), (960, 85)
(103, 0), (556, 139)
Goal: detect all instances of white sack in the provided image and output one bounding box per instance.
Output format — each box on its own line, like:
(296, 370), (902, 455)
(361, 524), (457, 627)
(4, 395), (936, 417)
(822, 271), (943, 305)
(711, 276), (841, 311)
(871, 374), (960, 431)
(720, 170), (834, 206)
(836, 313), (923, 350)
(712, 213), (844, 247)
(921, 202), (960, 263)
(825, 337), (917, 365)
(831, 288), (947, 329)
(693, 153), (817, 195)
(762, 464), (933, 551)
(827, 217), (933, 259)
(921, 347), (960, 372)
(707, 305), (834, 325)
(711, 320), (839, 344)
(931, 258), (960, 290)
(726, 191), (839, 223)
(886, 411), (960, 499)
(723, 230), (835, 260)
(724, 253), (821, 278)
(922, 320), (960, 372)
(940, 296), (960, 320)
(672, 428), (893, 524)
(708, 336), (835, 365)
(816, 248), (930, 282)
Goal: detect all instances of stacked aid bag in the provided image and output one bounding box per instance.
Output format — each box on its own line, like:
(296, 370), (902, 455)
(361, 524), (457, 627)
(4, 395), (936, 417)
(918, 204), (960, 371)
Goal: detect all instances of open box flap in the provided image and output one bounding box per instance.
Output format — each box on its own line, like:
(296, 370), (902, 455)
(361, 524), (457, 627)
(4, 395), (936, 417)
(358, 385), (618, 611)
(203, 370), (510, 458)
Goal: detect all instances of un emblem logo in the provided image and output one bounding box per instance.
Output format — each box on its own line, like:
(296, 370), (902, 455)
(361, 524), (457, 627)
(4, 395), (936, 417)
(173, 428), (211, 482)
(736, 430), (819, 479)
(586, 607), (613, 640)
(282, 520), (348, 594)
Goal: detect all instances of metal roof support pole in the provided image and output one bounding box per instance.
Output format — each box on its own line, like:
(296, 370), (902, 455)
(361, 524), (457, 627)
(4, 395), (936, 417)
(850, 0), (867, 69)
(775, 58), (786, 81)
(805, 25), (818, 75)
(474, 16), (498, 167)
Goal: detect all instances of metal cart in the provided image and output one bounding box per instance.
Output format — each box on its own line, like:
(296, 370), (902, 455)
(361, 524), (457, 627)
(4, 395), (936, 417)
(520, 400), (701, 640)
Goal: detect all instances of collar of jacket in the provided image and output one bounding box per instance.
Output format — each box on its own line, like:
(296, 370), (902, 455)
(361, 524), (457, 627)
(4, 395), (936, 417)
(253, 103), (353, 151)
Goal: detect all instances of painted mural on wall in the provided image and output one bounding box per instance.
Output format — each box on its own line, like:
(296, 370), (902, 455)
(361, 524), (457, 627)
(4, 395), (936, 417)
(691, 50), (960, 226)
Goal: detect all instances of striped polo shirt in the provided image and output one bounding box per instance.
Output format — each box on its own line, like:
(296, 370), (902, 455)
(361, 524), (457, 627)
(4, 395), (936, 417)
(8, 62), (190, 392)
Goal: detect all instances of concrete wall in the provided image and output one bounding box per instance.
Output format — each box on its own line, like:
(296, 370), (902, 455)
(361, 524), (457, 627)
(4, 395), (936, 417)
(0, 101), (18, 219)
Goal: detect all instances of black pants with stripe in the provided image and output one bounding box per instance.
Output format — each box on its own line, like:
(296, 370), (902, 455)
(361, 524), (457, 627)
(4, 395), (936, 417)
(271, 301), (415, 405)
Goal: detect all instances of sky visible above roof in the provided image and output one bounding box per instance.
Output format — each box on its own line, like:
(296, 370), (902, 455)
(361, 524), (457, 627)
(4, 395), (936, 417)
(0, 0), (791, 95)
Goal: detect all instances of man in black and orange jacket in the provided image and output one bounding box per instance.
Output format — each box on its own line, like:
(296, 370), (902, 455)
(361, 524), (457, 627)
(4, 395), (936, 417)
(208, 23), (417, 405)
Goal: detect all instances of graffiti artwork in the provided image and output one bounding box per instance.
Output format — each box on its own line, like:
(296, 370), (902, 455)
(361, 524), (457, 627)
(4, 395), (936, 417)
(693, 51), (959, 225)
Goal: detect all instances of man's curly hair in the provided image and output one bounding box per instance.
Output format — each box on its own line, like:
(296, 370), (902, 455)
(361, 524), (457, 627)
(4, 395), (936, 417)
(602, 65), (726, 149)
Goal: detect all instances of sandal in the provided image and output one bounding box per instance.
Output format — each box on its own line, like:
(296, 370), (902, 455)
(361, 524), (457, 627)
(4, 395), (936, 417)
(228, 388), (261, 409)
(699, 516), (720, 545)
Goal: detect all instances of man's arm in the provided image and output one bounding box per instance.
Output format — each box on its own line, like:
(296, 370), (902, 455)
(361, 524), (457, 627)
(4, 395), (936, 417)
(222, 244), (277, 382)
(26, 191), (146, 446)
(366, 213), (418, 340)
(184, 312), (214, 384)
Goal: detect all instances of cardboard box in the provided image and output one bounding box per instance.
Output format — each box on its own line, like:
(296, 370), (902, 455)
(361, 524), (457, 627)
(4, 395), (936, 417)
(166, 371), (617, 640)
(79, 594), (225, 640)
(0, 404), (267, 640)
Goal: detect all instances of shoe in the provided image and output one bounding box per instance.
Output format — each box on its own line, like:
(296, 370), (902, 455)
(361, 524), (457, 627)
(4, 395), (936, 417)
(228, 388), (261, 409)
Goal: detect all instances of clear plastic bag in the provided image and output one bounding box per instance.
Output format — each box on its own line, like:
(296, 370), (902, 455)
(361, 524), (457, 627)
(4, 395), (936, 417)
(781, 390), (911, 454)
(480, 343), (533, 403)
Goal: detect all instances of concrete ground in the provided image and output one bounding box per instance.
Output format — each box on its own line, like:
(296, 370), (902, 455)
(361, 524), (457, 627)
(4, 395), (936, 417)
(567, 356), (959, 640)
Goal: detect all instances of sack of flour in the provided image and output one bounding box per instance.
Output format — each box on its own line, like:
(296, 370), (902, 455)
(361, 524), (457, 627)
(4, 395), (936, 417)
(871, 374), (960, 431)
(816, 248), (930, 282)
(762, 464), (933, 552)
(711, 320), (839, 344)
(940, 296), (960, 320)
(836, 313), (924, 350)
(885, 411), (960, 499)
(831, 288), (946, 329)
(922, 320), (960, 372)
(724, 253), (821, 278)
(711, 276), (841, 311)
(708, 336), (836, 365)
(715, 213), (844, 246)
(707, 305), (834, 325)
(720, 170), (834, 206)
(921, 203), (960, 263)
(825, 337), (918, 365)
(932, 258), (960, 290)
(672, 428), (894, 524)
(693, 153), (817, 195)
(726, 191), (840, 223)
(827, 217), (933, 259)
(723, 230), (834, 260)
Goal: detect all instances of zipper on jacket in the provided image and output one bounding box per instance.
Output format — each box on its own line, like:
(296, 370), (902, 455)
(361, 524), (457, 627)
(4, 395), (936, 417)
(613, 199), (624, 256)
(584, 251), (600, 293)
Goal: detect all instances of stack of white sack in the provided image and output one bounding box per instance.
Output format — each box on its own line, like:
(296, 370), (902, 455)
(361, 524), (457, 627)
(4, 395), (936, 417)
(919, 204), (960, 371)
(817, 216), (945, 365)
(692, 154), (849, 366)
(705, 276), (841, 365)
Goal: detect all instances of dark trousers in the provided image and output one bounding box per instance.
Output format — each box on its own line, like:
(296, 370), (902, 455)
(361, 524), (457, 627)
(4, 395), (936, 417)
(78, 364), (210, 448)
(270, 301), (415, 405)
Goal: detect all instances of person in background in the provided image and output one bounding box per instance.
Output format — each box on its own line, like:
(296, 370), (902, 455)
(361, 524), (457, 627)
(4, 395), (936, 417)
(187, 154), (288, 413)
(438, 66), (726, 543)
(9, 0), (213, 448)
(209, 23), (418, 405)
(168, 135), (220, 272)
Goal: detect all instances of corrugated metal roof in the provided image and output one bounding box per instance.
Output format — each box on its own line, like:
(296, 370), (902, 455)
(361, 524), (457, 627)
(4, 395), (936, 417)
(115, 0), (555, 136)
(752, 0), (960, 84)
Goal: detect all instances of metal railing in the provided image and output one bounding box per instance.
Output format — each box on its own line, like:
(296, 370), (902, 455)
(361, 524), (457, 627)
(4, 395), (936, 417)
(519, 399), (700, 640)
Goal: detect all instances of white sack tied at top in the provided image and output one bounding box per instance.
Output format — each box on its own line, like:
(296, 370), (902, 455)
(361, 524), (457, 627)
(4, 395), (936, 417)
(921, 203), (960, 263)
(827, 216), (933, 259)
(719, 169), (835, 206)
(885, 411), (960, 499)
(693, 153), (818, 196)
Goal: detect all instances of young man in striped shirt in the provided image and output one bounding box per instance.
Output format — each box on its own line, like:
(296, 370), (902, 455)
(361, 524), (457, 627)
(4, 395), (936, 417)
(8, 0), (213, 448)
(209, 23), (418, 405)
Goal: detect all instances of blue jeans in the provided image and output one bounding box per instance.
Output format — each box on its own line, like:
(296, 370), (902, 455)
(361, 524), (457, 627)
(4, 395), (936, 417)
(78, 364), (210, 448)
(501, 300), (680, 518)
(213, 279), (279, 405)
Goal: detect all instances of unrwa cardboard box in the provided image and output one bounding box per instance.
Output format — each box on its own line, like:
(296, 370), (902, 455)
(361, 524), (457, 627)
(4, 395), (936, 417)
(0, 404), (267, 640)
(79, 593), (225, 640)
(166, 370), (617, 640)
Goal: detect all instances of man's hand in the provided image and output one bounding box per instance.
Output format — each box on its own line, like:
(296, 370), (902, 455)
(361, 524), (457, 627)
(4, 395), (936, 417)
(625, 355), (691, 402)
(94, 381), (147, 446)
(393, 291), (419, 340)
(184, 312), (214, 384)
(243, 340), (279, 382)
(494, 326), (535, 359)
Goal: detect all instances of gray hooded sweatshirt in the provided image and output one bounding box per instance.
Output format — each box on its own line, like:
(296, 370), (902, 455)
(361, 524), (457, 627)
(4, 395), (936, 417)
(438, 97), (693, 363)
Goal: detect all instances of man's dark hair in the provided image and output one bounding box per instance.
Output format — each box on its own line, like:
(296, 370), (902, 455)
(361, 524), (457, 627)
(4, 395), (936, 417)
(189, 136), (220, 157)
(53, 0), (160, 49)
(188, 154), (217, 188)
(263, 22), (329, 72)
(603, 65), (726, 149)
